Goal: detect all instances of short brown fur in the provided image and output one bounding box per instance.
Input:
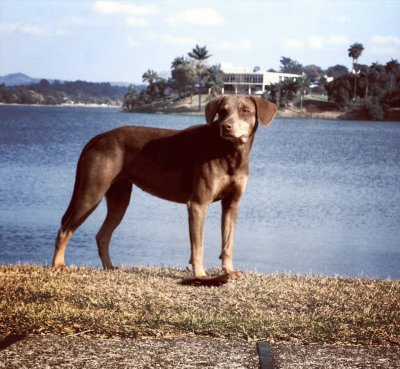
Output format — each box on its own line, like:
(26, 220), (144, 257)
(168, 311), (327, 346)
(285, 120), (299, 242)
(52, 95), (276, 278)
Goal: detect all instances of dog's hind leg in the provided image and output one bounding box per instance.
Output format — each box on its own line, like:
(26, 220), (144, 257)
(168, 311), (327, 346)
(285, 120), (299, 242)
(53, 228), (74, 269)
(96, 180), (132, 269)
(52, 192), (104, 269)
(52, 167), (116, 269)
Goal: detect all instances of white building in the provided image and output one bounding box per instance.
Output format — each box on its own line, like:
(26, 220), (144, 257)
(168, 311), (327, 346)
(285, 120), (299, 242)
(221, 66), (301, 95)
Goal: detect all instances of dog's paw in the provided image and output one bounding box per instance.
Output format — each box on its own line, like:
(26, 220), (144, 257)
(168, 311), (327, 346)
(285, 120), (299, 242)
(226, 271), (244, 280)
(52, 263), (68, 271)
(104, 265), (120, 271)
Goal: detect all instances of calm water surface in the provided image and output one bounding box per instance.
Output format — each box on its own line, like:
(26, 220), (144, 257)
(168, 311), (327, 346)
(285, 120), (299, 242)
(1, 105), (399, 278)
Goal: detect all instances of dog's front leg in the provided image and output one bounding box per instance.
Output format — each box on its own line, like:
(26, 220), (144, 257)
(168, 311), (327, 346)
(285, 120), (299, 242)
(187, 201), (208, 277)
(220, 198), (240, 274)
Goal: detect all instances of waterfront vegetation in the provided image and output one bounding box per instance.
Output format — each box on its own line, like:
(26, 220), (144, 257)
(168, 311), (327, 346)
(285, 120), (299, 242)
(1, 265), (399, 344)
(0, 79), (126, 107)
(1, 42), (399, 120)
(123, 43), (400, 120)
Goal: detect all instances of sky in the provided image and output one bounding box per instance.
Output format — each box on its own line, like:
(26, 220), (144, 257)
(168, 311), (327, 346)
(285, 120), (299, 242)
(0, 0), (399, 84)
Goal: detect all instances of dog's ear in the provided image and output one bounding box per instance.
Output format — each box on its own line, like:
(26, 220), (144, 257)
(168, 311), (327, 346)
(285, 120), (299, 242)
(250, 97), (277, 127)
(205, 97), (223, 125)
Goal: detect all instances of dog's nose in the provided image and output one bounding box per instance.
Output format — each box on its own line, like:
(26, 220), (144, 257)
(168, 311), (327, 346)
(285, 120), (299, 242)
(223, 123), (233, 132)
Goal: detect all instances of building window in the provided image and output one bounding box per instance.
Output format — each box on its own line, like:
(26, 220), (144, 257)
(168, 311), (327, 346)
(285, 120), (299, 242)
(224, 73), (263, 84)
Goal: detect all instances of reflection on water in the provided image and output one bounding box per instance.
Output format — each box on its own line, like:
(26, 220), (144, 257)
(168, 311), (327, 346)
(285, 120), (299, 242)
(0, 105), (399, 278)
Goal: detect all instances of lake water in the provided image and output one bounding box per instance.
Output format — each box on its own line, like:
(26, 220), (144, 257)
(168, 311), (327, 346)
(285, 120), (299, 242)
(1, 105), (399, 279)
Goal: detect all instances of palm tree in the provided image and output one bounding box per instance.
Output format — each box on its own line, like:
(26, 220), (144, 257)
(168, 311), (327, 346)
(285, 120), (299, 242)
(368, 62), (386, 96)
(171, 56), (188, 69)
(207, 64), (224, 96)
(348, 42), (364, 70)
(385, 59), (400, 93)
(278, 79), (299, 108)
(188, 44), (211, 65)
(297, 73), (310, 111)
(188, 45), (211, 111)
(142, 70), (162, 101)
(123, 86), (138, 111)
(142, 70), (158, 85)
(348, 42), (364, 101)
(170, 61), (196, 100)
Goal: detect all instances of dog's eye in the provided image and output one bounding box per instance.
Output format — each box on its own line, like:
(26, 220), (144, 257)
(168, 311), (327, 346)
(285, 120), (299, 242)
(242, 108), (251, 115)
(219, 108), (228, 117)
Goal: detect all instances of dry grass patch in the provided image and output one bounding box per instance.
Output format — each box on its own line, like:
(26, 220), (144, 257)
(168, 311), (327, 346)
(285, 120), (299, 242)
(0, 265), (399, 345)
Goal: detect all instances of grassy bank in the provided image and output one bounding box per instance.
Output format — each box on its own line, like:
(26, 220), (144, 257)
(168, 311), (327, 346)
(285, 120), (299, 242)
(1, 265), (399, 345)
(125, 94), (400, 121)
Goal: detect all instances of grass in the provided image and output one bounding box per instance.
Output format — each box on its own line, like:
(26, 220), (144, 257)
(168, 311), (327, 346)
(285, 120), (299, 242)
(1, 265), (399, 345)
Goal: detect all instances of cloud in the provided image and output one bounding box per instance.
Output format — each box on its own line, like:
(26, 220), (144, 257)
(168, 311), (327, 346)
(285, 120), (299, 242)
(220, 62), (235, 70)
(62, 16), (98, 27)
(336, 15), (350, 24)
(93, 1), (158, 27)
(370, 35), (400, 56)
(220, 39), (252, 50)
(93, 1), (158, 16)
(283, 38), (305, 49)
(282, 35), (349, 52)
(0, 23), (47, 36)
(166, 8), (224, 27)
(127, 36), (141, 47)
(309, 35), (348, 49)
(163, 34), (197, 46)
(125, 17), (148, 27)
(54, 28), (69, 37)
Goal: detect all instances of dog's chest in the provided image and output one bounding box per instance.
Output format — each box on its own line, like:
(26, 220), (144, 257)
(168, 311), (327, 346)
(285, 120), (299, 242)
(211, 173), (248, 201)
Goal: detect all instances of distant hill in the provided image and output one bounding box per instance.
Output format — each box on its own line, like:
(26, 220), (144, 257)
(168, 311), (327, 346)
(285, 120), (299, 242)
(0, 73), (142, 106)
(0, 73), (41, 86)
(0, 73), (135, 87)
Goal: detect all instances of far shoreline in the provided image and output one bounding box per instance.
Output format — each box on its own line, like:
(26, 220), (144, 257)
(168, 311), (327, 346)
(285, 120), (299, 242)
(0, 102), (121, 109)
(1, 101), (400, 121)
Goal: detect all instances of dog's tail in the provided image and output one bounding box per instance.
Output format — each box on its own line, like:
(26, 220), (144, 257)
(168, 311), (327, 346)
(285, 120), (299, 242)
(60, 134), (100, 227)
(59, 130), (118, 228)
(61, 156), (83, 227)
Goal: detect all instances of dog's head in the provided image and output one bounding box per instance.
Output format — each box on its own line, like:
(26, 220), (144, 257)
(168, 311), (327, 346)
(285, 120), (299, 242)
(205, 95), (276, 145)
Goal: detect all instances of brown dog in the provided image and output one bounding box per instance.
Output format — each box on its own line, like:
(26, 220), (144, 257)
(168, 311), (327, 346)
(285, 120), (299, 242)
(52, 95), (276, 278)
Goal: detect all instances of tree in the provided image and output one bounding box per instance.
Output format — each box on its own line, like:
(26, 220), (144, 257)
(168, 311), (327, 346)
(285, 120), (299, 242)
(171, 56), (188, 69)
(303, 65), (322, 84)
(170, 57), (196, 99)
(39, 79), (51, 88)
(265, 79), (299, 108)
(279, 79), (300, 107)
(188, 44), (211, 64)
(366, 63), (387, 98)
(142, 70), (166, 100)
(206, 64), (224, 96)
(385, 59), (400, 93)
(263, 83), (280, 105)
(279, 57), (303, 74)
(325, 76), (353, 109)
(297, 73), (310, 110)
(142, 70), (158, 86)
(188, 45), (211, 111)
(123, 86), (139, 111)
(326, 65), (349, 78)
(348, 42), (364, 71)
(348, 42), (364, 101)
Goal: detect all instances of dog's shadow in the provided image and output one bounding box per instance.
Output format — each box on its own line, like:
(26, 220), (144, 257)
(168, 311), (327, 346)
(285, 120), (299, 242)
(180, 272), (243, 287)
(0, 334), (27, 350)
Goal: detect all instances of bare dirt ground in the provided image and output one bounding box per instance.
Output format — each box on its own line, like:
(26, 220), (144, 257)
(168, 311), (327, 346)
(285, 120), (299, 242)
(1, 335), (400, 369)
(273, 343), (400, 369)
(0, 335), (258, 369)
